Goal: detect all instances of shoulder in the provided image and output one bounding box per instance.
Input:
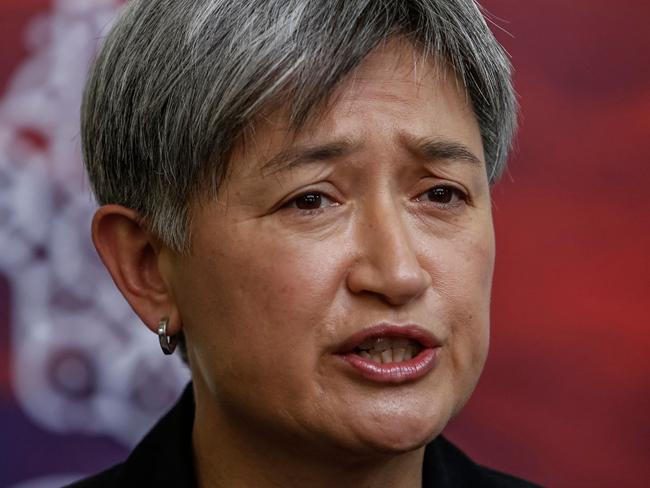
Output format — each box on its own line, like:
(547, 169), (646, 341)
(63, 384), (197, 487)
(478, 466), (542, 487)
(63, 464), (123, 487)
(424, 436), (542, 487)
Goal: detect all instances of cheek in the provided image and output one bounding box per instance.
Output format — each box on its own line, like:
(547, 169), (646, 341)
(179, 229), (346, 392)
(428, 222), (494, 401)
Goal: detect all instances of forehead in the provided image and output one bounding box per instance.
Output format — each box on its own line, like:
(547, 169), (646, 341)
(232, 39), (481, 176)
(339, 39), (461, 101)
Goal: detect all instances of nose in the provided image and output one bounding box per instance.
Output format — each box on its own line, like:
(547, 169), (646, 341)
(346, 200), (432, 306)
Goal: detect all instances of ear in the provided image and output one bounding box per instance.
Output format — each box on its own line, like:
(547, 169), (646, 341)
(91, 205), (182, 337)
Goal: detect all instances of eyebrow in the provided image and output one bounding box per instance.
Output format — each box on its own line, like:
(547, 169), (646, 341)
(404, 135), (484, 167)
(259, 136), (482, 176)
(260, 139), (357, 176)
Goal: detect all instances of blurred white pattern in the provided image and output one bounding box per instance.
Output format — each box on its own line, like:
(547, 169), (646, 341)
(0, 0), (189, 455)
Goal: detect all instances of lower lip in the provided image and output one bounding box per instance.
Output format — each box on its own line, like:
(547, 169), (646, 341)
(338, 348), (439, 384)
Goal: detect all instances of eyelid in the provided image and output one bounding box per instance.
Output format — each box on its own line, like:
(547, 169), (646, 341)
(415, 183), (470, 206)
(280, 190), (340, 211)
(276, 182), (469, 216)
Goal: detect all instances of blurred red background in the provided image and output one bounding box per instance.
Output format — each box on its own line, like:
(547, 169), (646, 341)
(1, 1), (648, 487)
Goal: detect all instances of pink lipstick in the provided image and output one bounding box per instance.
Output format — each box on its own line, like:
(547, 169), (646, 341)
(336, 324), (440, 384)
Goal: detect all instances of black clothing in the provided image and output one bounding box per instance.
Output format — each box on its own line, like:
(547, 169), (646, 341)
(66, 384), (541, 487)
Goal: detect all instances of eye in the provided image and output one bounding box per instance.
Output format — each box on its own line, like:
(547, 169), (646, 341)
(283, 191), (339, 213)
(417, 185), (467, 207)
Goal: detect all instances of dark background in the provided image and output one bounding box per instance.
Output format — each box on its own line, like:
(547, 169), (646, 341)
(1, 1), (648, 487)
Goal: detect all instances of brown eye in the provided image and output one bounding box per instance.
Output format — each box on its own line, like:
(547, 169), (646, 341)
(294, 193), (322, 210)
(285, 191), (339, 213)
(422, 186), (466, 205)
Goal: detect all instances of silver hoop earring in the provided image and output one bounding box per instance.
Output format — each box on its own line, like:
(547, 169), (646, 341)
(158, 317), (177, 355)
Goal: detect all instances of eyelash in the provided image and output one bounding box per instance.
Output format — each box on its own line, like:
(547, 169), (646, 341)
(282, 185), (468, 217)
(415, 185), (469, 209)
(281, 192), (339, 216)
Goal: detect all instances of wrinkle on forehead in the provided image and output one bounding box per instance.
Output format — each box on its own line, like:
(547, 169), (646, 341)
(234, 38), (466, 150)
(225, 36), (477, 189)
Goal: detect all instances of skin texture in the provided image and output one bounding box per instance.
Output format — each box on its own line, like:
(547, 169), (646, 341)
(92, 39), (495, 488)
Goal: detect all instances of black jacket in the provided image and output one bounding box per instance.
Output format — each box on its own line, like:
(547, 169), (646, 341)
(66, 384), (541, 487)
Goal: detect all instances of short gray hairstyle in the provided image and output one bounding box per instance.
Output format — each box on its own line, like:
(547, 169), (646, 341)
(82, 0), (517, 254)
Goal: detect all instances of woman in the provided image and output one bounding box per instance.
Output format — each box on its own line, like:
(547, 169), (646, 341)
(70, 0), (538, 486)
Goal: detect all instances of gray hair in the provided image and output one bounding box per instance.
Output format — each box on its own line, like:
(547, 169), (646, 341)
(82, 0), (517, 254)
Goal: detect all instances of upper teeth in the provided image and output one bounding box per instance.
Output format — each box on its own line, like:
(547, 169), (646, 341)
(358, 336), (414, 351)
(355, 337), (422, 364)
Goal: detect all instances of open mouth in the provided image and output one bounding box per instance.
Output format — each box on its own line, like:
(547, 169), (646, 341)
(335, 323), (439, 382)
(352, 336), (424, 364)
(335, 323), (440, 383)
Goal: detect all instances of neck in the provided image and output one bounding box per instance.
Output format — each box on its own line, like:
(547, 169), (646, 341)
(192, 386), (425, 488)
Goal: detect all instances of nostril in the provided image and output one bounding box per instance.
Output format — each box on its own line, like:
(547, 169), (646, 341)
(346, 257), (431, 305)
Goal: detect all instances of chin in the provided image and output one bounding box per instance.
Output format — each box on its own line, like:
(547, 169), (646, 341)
(344, 407), (449, 455)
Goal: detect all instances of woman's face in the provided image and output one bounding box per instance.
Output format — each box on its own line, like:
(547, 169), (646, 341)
(164, 40), (494, 456)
